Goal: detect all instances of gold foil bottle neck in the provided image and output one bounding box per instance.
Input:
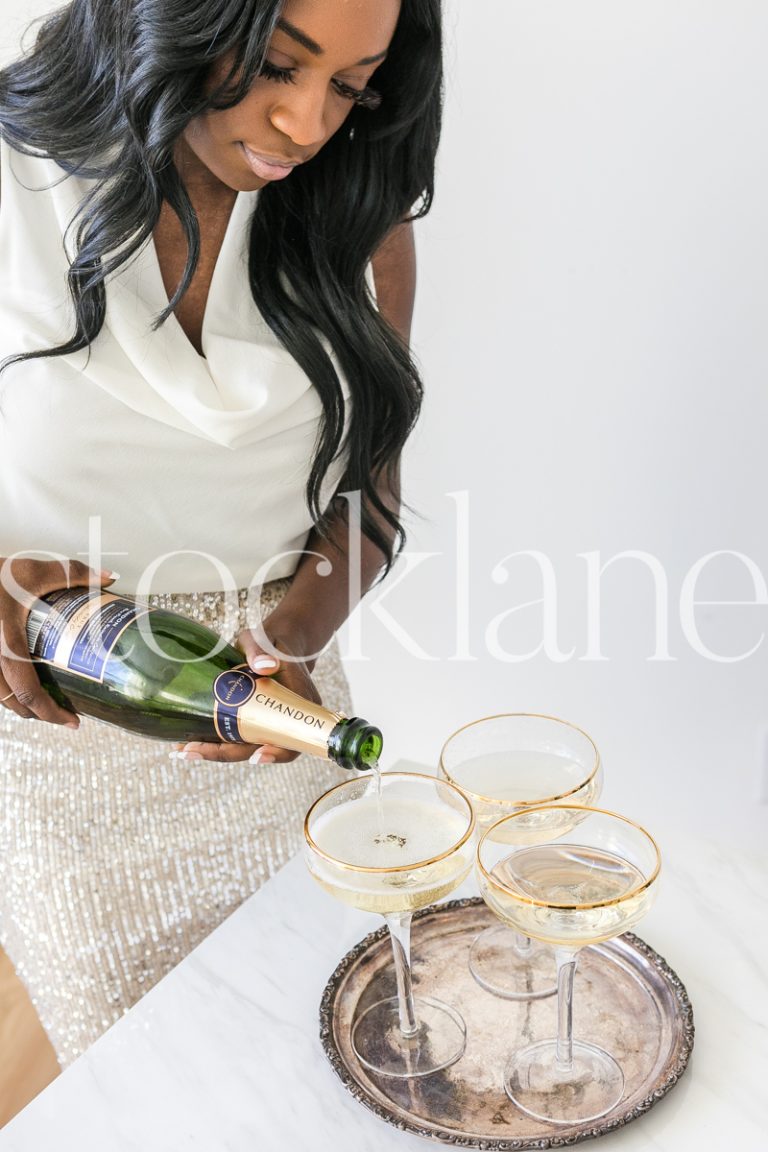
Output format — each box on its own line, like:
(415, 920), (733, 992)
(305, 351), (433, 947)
(231, 674), (339, 759)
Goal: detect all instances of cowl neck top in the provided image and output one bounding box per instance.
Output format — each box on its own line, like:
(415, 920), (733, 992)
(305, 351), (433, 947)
(0, 142), (350, 593)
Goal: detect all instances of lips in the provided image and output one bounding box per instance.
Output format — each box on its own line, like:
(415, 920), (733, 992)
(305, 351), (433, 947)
(241, 143), (301, 181)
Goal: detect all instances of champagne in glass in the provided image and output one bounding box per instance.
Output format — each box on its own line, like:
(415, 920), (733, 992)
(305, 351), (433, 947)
(304, 772), (476, 1078)
(476, 805), (661, 1124)
(440, 714), (601, 999)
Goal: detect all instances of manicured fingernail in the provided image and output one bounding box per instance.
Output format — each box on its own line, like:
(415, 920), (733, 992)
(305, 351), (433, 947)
(249, 751), (276, 766)
(250, 657), (279, 673)
(169, 750), (203, 762)
(65, 721), (80, 730)
(100, 570), (120, 581)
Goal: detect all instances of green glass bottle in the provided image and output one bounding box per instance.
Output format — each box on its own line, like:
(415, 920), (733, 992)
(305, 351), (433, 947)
(25, 588), (382, 771)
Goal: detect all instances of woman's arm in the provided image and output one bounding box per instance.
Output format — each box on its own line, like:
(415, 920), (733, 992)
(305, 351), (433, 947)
(259, 220), (416, 660)
(258, 462), (401, 671)
(368, 218), (416, 346)
(180, 221), (416, 764)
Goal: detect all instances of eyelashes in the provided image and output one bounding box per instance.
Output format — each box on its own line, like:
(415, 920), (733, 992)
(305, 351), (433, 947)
(331, 78), (383, 111)
(259, 60), (383, 111)
(258, 61), (296, 85)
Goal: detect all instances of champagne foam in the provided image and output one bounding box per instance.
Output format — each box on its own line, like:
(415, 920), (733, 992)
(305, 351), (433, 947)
(313, 792), (467, 868)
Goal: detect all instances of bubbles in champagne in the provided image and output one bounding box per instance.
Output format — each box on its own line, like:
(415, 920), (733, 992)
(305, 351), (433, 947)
(312, 791), (468, 869)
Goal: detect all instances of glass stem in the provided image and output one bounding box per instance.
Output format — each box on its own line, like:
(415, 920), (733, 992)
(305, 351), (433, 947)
(385, 912), (419, 1037)
(555, 946), (579, 1072)
(511, 931), (533, 957)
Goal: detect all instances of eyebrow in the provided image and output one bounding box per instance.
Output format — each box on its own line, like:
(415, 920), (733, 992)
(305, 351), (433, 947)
(275, 17), (388, 66)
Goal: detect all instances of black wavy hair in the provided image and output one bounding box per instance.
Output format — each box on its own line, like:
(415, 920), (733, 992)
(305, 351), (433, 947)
(0, 0), (443, 568)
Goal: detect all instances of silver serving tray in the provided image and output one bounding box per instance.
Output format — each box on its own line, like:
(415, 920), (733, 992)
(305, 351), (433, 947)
(320, 897), (694, 1147)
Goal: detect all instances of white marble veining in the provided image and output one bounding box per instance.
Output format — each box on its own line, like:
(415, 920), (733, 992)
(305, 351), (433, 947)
(1, 772), (766, 1151)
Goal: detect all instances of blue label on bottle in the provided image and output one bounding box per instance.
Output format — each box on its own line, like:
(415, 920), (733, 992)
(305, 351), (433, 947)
(213, 669), (257, 742)
(213, 669), (256, 708)
(32, 590), (146, 683)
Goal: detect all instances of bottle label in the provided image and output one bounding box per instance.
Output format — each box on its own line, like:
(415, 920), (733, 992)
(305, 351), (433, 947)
(212, 669), (257, 743)
(30, 590), (149, 683)
(212, 667), (338, 757)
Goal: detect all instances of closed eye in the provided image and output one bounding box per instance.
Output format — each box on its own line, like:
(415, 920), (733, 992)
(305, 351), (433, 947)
(259, 60), (382, 110)
(259, 60), (297, 85)
(331, 78), (382, 111)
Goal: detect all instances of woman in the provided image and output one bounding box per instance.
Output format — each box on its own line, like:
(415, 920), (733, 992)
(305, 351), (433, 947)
(0, 0), (442, 1065)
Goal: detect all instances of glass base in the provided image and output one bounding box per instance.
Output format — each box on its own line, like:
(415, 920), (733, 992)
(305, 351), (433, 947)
(505, 1039), (625, 1125)
(469, 924), (557, 1000)
(352, 996), (467, 1079)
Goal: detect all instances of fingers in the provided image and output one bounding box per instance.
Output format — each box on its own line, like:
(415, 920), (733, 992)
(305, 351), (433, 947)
(170, 742), (299, 765)
(0, 679), (34, 721)
(170, 741), (260, 764)
(0, 557), (116, 608)
(0, 614), (77, 724)
(234, 627), (322, 703)
(254, 744), (298, 764)
(235, 629), (281, 677)
(50, 560), (118, 594)
(224, 626), (320, 762)
(0, 556), (115, 727)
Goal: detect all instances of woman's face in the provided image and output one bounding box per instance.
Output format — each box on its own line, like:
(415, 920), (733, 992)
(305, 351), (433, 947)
(181, 0), (401, 192)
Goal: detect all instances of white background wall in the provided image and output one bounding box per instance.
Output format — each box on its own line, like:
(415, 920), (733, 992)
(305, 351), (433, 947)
(3, 3), (767, 849)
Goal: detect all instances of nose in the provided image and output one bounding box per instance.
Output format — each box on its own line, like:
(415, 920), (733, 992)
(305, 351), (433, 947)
(268, 82), (329, 149)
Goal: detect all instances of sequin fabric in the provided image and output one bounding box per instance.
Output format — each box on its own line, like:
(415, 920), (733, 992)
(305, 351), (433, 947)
(0, 581), (351, 1067)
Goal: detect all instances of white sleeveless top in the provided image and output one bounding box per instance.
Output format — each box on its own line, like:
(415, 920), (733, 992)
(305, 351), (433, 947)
(0, 141), (355, 593)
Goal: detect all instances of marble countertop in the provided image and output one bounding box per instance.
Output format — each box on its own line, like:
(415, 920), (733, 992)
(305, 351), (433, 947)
(1, 774), (766, 1151)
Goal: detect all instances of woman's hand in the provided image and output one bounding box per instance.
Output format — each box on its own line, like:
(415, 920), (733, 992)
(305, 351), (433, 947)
(174, 615), (322, 765)
(0, 556), (117, 727)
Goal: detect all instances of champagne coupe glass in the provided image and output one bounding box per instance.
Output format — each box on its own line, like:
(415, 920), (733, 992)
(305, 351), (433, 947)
(304, 771), (476, 1078)
(439, 714), (602, 999)
(477, 805), (661, 1124)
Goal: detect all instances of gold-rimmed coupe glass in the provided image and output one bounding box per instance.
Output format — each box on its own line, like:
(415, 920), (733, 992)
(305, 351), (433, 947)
(304, 771), (476, 1078)
(477, 805), (661, 1124)
(439, 714), (602, 999)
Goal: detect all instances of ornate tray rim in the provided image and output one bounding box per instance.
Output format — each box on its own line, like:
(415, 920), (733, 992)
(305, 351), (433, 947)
(319, 896), (695, 1149)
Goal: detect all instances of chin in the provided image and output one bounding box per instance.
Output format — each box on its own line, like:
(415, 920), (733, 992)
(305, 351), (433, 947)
(233, 174), (268, 192)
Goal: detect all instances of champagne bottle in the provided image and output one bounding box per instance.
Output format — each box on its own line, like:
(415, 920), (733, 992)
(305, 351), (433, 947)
(25, 588), (382, 771)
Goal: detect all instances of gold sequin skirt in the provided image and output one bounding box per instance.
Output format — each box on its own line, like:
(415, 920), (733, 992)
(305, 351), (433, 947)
(0, 581), (351, 1067)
